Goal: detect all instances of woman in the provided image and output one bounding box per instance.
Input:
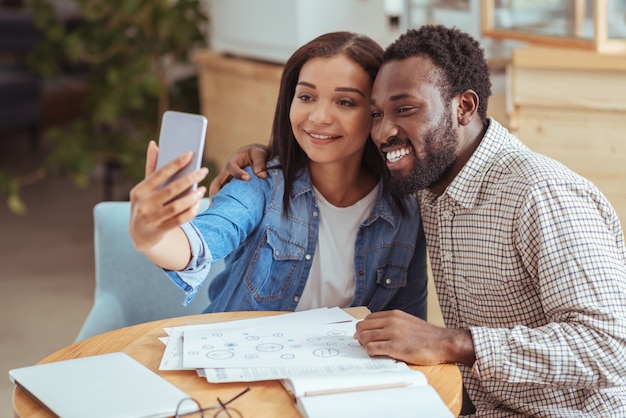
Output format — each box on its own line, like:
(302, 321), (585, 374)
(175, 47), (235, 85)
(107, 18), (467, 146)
(128, 32), (428, 316)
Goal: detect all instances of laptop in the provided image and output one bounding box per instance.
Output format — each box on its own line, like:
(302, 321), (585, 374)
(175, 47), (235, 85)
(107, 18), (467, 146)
(9, 352), (196, 418)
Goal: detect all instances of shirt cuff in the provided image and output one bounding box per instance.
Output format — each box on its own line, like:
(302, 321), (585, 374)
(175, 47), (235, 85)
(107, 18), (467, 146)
(164, 222), (214, 305)
(180, 222), (207, 270)
(469, 326), (509, 381)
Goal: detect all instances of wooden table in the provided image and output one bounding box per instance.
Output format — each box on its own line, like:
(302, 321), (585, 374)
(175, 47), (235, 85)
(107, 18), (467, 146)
(13, 308), (462, 417)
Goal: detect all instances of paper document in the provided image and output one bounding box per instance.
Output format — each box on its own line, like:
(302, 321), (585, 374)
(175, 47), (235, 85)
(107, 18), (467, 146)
(297, 385), (453, 418)
(182, 320), (378, 369)
(203, 359), (407, 383)
(283, 367), (453, 418)
(159, 307), (355, 371)
(281, 363), (422, 397)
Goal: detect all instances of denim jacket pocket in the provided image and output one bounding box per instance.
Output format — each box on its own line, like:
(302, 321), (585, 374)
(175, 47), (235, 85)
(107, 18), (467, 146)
(375, 264), (409, 289)
(243, 227), (306, 301)
(365, 264), (411, 312)
(265, 227), (306, 260)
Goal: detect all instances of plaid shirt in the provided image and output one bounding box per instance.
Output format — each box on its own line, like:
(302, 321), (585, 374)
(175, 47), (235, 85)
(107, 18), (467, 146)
(418, 119), (626, 417)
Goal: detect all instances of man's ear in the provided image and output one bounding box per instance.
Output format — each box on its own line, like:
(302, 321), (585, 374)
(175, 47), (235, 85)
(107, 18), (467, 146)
(456, 89), (479, 126)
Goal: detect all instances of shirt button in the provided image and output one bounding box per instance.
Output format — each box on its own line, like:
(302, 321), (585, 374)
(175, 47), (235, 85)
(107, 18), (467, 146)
(443, 210), (453, 220)
(359, 228), (365, 235)
(358, 270), (364, 276)
(443, 252), (452, 261)
(305, 254), (311, 260)
(385, 278), (392, 285)
(293, 296), (299, 302)
(275, 250), (279, 256)
(313, 211), (318, 217)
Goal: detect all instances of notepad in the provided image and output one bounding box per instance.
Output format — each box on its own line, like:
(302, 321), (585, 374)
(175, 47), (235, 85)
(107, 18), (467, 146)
(282, 366), (453, 418)
(9, 352), (196, 418)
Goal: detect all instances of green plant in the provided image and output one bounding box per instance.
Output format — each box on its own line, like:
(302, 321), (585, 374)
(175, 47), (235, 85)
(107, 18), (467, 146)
(1, 0), (210, 213)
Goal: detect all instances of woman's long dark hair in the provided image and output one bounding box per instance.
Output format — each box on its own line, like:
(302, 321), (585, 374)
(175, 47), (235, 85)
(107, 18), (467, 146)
(267, 31), (386, 211)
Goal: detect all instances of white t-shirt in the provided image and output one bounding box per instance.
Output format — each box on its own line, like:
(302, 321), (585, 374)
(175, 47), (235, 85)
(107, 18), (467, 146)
(296, 183), (379, 311)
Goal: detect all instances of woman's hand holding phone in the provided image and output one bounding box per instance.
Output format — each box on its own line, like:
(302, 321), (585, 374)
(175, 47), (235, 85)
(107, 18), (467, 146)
(128, 111), (209, 270)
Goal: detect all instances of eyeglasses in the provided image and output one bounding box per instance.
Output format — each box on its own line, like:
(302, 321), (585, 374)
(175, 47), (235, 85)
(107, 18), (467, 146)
(174, 386), (251, 418)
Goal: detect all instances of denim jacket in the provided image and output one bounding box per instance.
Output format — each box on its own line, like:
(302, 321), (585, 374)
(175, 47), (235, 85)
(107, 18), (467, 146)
(166, 159), (428, 318)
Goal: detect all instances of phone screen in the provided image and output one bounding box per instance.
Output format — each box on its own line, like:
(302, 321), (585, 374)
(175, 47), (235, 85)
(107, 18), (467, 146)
(155, 110), (207, 194)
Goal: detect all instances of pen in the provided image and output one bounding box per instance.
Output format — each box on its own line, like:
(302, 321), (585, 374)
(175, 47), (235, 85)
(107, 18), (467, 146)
(303, 382), (411, 397)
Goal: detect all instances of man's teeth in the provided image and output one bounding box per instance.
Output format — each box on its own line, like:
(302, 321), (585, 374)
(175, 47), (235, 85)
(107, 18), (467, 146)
(386, 147), (412, 163)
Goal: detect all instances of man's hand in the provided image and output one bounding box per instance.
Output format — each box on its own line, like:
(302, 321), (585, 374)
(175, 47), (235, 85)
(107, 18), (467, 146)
(354, 310), (476, 366)
(208, 143), (270, 197)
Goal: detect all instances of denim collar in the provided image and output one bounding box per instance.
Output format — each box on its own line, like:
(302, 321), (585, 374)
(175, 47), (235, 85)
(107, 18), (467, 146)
(267, 158), (400, 228)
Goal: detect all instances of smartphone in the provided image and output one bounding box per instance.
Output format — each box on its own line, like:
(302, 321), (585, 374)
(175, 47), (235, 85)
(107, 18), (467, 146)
(155, 110), (207, 196)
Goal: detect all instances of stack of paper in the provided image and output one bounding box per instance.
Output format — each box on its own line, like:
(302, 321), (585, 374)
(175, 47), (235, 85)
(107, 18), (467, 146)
(156, 308), (453, 417)
(158, 307), (404, 381)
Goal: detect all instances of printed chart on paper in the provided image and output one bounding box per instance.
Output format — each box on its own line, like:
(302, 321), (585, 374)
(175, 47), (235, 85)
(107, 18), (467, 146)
(182, 320), (375, 369)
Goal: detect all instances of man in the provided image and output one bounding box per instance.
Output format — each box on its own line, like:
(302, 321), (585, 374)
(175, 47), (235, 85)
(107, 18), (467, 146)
(211, 26), (626, 416)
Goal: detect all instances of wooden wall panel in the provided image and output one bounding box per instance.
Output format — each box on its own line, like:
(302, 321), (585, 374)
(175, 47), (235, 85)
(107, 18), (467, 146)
(194, 51), (282, 170)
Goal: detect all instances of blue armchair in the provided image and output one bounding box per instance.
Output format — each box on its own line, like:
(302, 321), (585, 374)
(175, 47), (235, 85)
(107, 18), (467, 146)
(75, 200), (223, 341)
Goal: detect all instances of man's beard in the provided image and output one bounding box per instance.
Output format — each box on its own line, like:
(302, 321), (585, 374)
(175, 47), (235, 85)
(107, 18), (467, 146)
(384, 112), (457, 197)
